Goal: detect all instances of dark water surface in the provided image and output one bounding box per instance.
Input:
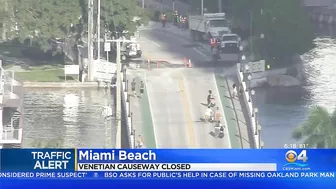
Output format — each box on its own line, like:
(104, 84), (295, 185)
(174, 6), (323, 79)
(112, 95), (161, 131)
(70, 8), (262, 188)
(258, 24), (336, 147)
(23, 88), (115, 148)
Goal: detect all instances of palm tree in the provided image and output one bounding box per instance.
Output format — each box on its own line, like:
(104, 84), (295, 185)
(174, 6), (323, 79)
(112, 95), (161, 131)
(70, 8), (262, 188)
(292, 106), (336, 148)
(32, 138), (64, 148)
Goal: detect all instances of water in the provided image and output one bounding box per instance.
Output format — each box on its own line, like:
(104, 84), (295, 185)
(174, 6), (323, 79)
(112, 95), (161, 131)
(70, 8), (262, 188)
(257, 24), (336, 148)
(23, 88), (115, 148)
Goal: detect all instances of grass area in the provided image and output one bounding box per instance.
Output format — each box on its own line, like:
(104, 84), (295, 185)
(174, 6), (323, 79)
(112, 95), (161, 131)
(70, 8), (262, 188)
(4, 63), (63, 71)
(4, 63), (72, 82)
(15, 69), (68, 82)
(0, 42), (76, 82)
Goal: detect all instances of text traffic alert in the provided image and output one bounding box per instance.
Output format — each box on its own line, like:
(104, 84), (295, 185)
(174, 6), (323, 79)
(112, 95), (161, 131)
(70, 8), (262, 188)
(32, 151), (71, 170)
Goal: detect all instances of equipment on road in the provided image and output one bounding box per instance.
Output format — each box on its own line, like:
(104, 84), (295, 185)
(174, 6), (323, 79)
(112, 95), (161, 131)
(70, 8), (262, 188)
(189, 13), (230, 42)
(209, 98), (216, 107)
(112, 39), (141, 61)
(214, 122), (225, 138)
(125, 42), (142, 58)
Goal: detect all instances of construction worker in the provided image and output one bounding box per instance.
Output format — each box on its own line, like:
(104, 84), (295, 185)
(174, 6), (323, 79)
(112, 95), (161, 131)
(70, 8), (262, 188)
(161, 12), (167, 27)
(181, 15), (187, 31)
(177, 15), (183, 27)
(137, 135), (143, 148)
(139, 81), (145, 97)
(210, 37), (217, 51)
(173, 9), (178, 25)
(131, 79), (137, 97)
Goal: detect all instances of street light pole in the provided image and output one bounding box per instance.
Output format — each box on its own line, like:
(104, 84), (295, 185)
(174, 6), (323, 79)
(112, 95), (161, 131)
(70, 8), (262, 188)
(87, 0), (94, 81)
(172, 0), (175, 11)
(201, 0), (204, 15)
(218, 0), (222, 13)
(116, 41), (121, 148)
(97, 0), (101, 61)
(258, 125), (261, 148)
(142, 0), (145, 9)
(247, 74), (251, 92)
(104, 39), (134, 148)
(250, 11), (253, 59)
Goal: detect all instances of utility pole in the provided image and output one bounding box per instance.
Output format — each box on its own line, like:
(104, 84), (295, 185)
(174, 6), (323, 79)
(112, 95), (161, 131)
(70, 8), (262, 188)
(104, 39), (127, 148)
(87, 0), (94, 81)
(250, 11), (253, 59)
(142, 0), (145, 9)
(201, 0), (204, 15)
(218, 0), (222, 13)
(116, 41), (121, 148)
(172, 0), (175, 11)
(97, 0), (101, 61)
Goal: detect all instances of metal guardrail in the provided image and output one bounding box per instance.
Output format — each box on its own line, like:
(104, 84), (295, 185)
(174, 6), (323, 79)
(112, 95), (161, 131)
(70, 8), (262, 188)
(236, 63), (261, 148)
(224, 76), (244, 148)
(120, 70), (135, 149)
(0, 65), (23, 145)
(0, 68), (22, 103)
(1, 128), (22, 143)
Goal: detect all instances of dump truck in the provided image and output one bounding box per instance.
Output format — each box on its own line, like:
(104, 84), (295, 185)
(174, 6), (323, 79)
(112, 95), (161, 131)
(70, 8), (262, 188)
(189, 13), (231, 42)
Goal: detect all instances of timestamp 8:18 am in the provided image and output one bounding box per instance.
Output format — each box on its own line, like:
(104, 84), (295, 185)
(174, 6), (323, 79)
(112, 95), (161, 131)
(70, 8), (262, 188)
(284, 144), (309, 148)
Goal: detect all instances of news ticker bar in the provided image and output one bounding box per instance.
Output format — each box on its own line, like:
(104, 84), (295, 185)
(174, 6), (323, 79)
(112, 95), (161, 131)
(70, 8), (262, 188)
(0, 171), (334, 180)
(76, 163), (277, 171)
(1, 149), (333, 171)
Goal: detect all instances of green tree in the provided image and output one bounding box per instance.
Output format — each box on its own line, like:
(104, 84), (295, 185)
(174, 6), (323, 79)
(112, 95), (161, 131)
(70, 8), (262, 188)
(0, 0), (15, 40)
(1, 0), (149, 52)
(292, 106), (336, 148)
(100, 0), (149, 37)
(8, 0), (82, 51)
(228, 0), (314, 67)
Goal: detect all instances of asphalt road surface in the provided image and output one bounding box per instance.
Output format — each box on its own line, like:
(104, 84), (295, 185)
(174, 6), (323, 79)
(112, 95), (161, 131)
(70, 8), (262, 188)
(136, 28), (235, 148)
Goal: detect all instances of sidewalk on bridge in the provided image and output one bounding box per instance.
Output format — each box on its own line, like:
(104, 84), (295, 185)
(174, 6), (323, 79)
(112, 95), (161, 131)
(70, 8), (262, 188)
(126, 69), (157, 148)
(215, 74), (253, 148)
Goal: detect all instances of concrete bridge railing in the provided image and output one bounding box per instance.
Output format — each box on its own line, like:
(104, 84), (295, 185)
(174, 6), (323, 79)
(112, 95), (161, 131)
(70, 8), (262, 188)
(236, 63), (263, 149)
(120, 69), (135, 149)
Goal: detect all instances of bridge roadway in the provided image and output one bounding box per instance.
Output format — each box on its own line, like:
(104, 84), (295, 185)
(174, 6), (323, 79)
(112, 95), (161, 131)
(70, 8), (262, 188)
(126, 26), (253, 149)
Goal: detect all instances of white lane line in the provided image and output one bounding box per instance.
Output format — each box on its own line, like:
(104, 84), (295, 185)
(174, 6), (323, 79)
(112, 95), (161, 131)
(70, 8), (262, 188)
(144, 72), (159, 148)
(141, 37), (161, 47)
(213, 73), (232, 148)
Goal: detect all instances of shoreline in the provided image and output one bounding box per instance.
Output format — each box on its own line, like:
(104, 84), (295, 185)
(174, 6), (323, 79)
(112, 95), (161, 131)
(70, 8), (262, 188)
(23, 81), (99, 88)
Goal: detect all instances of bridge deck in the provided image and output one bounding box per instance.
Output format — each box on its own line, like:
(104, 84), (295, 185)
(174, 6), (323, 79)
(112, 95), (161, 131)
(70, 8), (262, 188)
(127, 68), (253, 148)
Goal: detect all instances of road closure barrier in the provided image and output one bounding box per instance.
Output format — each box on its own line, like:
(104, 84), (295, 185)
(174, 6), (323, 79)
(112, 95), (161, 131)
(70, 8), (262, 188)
(188, 59), (192, 68)
(147, 59), (151, 69)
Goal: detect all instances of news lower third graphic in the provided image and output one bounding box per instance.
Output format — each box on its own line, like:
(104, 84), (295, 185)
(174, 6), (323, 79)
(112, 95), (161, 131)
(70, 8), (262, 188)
(283, 150), (310, 171)
(1, 148), (336, 180)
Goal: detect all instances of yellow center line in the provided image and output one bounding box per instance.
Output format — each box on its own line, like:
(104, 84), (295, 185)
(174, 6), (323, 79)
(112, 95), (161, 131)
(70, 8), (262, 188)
(178, 73), (197, 147)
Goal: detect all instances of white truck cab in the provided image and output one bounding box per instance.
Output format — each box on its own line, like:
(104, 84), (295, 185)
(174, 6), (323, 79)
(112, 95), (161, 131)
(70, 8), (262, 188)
(221, 33), (241, 49)
(189, 13), (231, 41)
(218, 33), (241, 62)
